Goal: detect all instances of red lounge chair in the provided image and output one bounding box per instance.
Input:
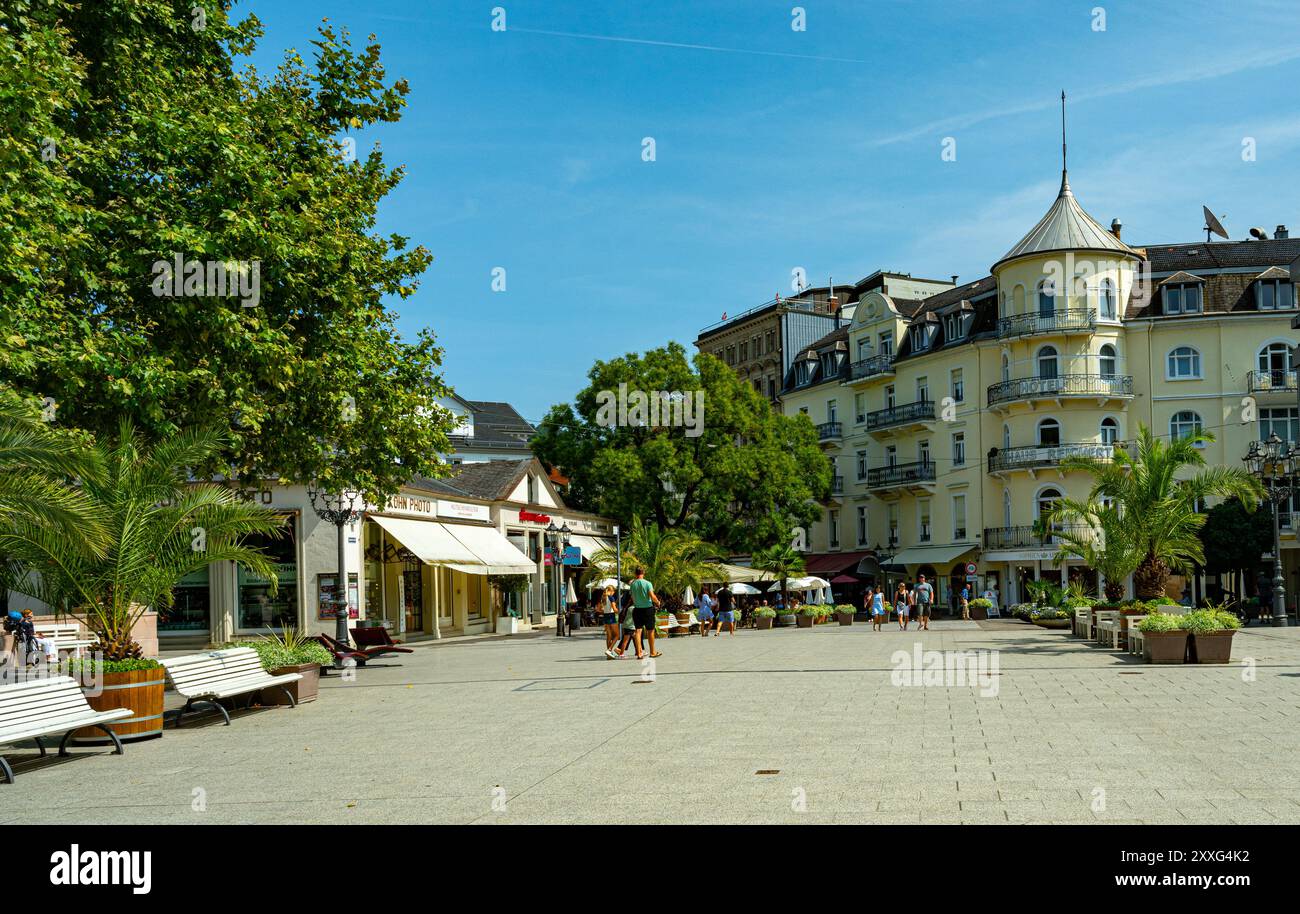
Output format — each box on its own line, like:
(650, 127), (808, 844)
(315, 633), (375, 667)
(350, 626), (414, 657)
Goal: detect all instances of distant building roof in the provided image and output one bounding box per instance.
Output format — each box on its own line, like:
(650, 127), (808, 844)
(408, 458), (533, 501)
(453, 400), (536, 451)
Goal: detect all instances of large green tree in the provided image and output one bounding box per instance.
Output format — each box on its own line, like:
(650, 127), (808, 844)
(0, 0), (453, 501)
(1198, 496), (1273, 595)
(532, 343), (829, 553)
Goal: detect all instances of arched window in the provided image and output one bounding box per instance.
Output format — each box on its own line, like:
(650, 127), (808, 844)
(1002, 424), (1011, 450)
(1037, 487), (1062, 521)
(1001, 353), (1011, 382)
(1099, 343), (1117, 379)
(1259, 342), (1291, 374)
(1170, 410), (1202, 441)
(1037, 418), (1061, 447)
(1100, 417), (1119, 445)
(1037, 280), (1056, 318)
(1167, 346), (1201, 379)
(1098, 278), (1117, 320)
(1037, 345), (1059, 379)
(1003, 490), (1012, 529)
(1012, 285), (1026, 315)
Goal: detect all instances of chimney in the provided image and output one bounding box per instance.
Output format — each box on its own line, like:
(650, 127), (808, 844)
(828, 295), (841, 326)
(1276, 224), (1289, 239)
(950, 275), (959, 285)
(1110, 218), (1123, 241)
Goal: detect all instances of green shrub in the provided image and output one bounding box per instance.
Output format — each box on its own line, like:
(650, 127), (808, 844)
(1138, 612), (1186, 632)
(251, 628), (332, 670)
(834, 604), (855, 613)
(755, 607), (777, 618)
(969, 597), (993, 612)
(1182, 607), (1241, 633)
(60, 657), (161, 674)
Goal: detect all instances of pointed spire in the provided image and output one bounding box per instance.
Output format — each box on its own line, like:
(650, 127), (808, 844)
(1059, 90), (1071, 196)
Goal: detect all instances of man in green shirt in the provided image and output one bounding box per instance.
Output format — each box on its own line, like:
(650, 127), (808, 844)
(629, 567), (662, 659)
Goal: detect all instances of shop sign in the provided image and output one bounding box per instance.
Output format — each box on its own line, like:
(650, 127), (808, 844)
(519, 509), (551, 524)
(438, 499), (490, 522)
(387, 494), (436, 515)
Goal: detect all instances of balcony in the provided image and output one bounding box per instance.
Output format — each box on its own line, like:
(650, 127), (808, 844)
(997, 307), (1096, 339)
(982, 524), (1095, 551)
(816, 421), (843, 442)
(866, 459), (936, 492)
(848, 353), (895, 382)
(987, 374), (1133, 409)
(1248, 369), (1298, 394)
(865, 400), (936, 434)
(988, 442), (1114, 475)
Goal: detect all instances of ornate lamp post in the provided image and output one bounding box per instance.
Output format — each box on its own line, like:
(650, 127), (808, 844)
(1243, 432), (1298, 627)
(546, 521), (572, 637)
(308, 483), (364, 663)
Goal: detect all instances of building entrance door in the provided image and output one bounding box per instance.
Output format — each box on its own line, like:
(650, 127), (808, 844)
(402, 567), (423, 633)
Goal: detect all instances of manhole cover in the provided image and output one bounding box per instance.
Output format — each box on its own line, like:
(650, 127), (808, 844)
(755, 769), (780, 775)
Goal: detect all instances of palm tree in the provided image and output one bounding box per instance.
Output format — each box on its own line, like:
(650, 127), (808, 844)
(752, 542), (806, 612)
(0, 396), (107, 576)
(588, 519), (719, 611)
(10, 419), (286, 659)
(1042, 498), (1141, 603)
(1052, 423), (1263, 600)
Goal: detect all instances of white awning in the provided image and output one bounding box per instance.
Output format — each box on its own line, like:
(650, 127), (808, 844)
(442, 522), (536, 575)
(370, 515), (535, 575)
(570, 535), (614, 561)
(890, 544), (977, 568)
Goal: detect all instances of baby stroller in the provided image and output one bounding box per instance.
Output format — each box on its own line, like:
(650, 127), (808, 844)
(3, 611), (44, 667)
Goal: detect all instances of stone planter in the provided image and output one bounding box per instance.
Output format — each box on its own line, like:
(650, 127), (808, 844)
(837, 612), (854, 626)
(1143, 630), (1189, 664)
(796, 614), (814, 628)
(1033, 618), (1071, 629)
(755, 615), (774, 630)
(496, 615), (521, 635)
(1189, 631), (1236, 664)
(261, 662), (321, 705)
(777, 613), (796, 627)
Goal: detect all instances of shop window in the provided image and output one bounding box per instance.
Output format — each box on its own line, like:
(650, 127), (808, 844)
(237, 520), (299, 631)
(163, 567), (210, 635)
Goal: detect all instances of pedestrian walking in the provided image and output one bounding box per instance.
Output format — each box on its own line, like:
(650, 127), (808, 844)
(598, 585), (621, 659)
(697, 587), (715, 637)
(960, 583), (971, 621)
(714, 584), (736, 636)
(896, 581), (911, 630)
(915, 574), (934, 631)
(871, 587), (886, 631)
(628, 567), (662, 659)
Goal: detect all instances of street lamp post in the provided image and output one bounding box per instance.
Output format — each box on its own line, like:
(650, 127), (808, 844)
(1244, 433), (1298, 627)
(547, 521), (572, 636)
(308, 483), (364, 665)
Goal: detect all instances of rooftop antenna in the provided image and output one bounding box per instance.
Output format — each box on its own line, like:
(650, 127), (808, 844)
(1202, 205), (1228, 243)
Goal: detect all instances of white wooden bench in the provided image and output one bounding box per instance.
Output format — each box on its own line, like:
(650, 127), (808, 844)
(656, 613), (700, 635)
(32, 622), (95, 659)
(1073, 608), (1091, 637)
(0, 676), (133, 784)
(1097, 616), (1124, 649)
(161, 647), (303, 727)
(1090, 610), (1120, 641)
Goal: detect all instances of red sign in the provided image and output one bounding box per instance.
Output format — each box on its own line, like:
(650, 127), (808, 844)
(519, 510), (550, 524)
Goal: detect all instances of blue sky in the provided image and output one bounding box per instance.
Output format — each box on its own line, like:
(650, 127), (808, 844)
(243, 0), (1300, 422)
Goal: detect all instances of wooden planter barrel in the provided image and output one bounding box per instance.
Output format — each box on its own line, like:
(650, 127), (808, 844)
(72, 669), (166, 743)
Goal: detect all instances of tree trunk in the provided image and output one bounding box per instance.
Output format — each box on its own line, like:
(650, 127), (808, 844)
(1133, 553), (1169, 601)
(1103, 579), (1125, 603)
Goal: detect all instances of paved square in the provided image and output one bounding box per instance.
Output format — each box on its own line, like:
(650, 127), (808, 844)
(5, 621), (1300, 824)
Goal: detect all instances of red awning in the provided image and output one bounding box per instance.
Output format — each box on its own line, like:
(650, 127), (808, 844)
(830, 574), (859, 584)
(802, 551), (873, 574)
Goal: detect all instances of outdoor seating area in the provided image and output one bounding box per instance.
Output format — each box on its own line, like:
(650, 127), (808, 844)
(0, 676), (134, 784)
(1062, 602), (1239, 664)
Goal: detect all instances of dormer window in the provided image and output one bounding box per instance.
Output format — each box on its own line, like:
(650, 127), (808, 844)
(820, 353), (837, 377)
(1164, 283), (1202, 314)
(1258, 278), (1295, 311)
(910, 323), (936, 352)
(794, 362), (810, 386)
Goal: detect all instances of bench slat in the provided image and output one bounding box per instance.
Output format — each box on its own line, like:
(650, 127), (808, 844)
(0, 677), (135, 747)
(162, 648), (301, 701)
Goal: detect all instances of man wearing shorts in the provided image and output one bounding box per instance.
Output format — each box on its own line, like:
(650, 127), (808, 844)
(714, 585), (736, 636)
(915, 574), (934, 631)
(629, 567), (662, 659)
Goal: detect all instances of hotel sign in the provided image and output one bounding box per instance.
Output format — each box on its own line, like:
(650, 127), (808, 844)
(438, 500), (491, 522)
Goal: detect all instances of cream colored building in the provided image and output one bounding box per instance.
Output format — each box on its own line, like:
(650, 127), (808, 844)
(784, 167), (1299, 612)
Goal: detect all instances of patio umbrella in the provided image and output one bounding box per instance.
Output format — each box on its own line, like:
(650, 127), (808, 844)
(821, 586), (833, 605)
(727, 582), (760, 595)
(830, 574), (859, 584)
(566, 579), (578, 604)
(588, 577), (628, 590)
(683, 585), (696, 606)
(768, 575), (831, 592)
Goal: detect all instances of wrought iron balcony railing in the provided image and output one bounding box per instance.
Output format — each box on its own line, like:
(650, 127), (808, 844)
(848, 353), (895, 381)
(982, 524), (1095, 550)
(997, 307), (1096, 338)
(867, 460), (936, 488)
(865, 400), (935, 431)
(817, 421), (843, 441)
(987, 374), (1133, 407)
(1248, 369), (1298, 392)
(988, 442), (1114, 473)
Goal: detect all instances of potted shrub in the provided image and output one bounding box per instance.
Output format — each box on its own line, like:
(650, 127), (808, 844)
(1184, 607), (1241, 664)
(835, 603), (855, 626)
(755, 607), (776, 630)
(968, 597), (993, 620)
(252, 629), (332, 704)
(62, 656), (167, 743)
(1138, 611), (1189, 664)
(1029, 606), (1071, 629)
(776, 606), (797, 627)
(796, 605), (817, 628)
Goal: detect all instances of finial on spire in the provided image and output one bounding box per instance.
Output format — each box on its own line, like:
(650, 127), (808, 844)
(1059, 90), (1070, 195)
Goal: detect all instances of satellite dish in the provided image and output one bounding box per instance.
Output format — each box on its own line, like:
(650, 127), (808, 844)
(1202, 206), (1228, 242)
(1249, 226), (1270, 241)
